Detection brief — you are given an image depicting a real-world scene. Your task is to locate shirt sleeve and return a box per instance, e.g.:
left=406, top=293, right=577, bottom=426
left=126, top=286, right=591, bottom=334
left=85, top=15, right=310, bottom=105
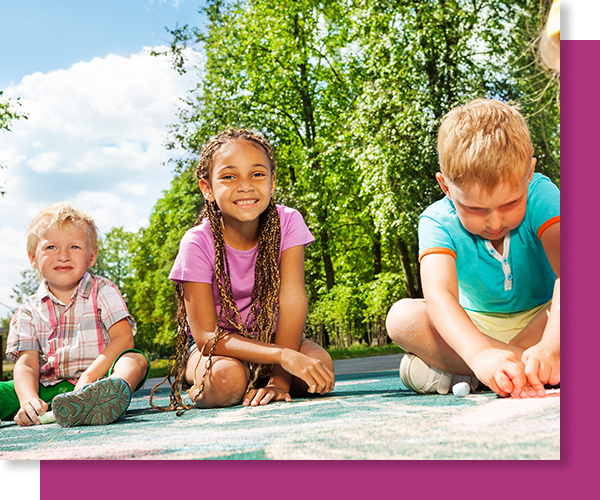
left=418, top=200, right=458, bottom=261
left=5, top=304, right=41, bottom=361
left=279, top=206, right=315, bottom=252
left=96, top=279, right=136, bottom=334
left=169, top=220, right=216, bottom=285
left=526, top=174, right=560, bottom=239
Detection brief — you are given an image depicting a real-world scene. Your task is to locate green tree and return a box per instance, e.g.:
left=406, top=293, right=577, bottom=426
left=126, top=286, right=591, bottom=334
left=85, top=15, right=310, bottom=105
left=166, top=0, right=366, bottom=345
left=0, top=91, right=25, bottom=132
left=9, top=269, right=39, bottom=304
left=126, top=167, right=203, bottom=356
left=510, top=0, right=560, bottom=183
left=92, top=227, right=135, bottom=295
left=139, top=0, right=560, bottom=350
left=0, top=90, right=27, bottom=196
left=348, top=0, right=532, bottom=298
left=1, top=268, right=39, bottom=330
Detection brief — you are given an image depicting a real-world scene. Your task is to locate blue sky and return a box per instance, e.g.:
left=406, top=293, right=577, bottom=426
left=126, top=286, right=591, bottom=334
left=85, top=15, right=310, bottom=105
left=0, top=0, right=207, bottom=316
left=0, top=0, right=206, bottom=88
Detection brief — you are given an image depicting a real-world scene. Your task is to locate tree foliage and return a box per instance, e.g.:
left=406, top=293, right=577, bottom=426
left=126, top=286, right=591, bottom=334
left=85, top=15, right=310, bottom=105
left=1, top=269, right=39, bottom=330
left=0, top=90, right=28, bottom=196
left=111, top=0, right=559, bottom=355
left=125, top=167, right=204, bottom=356
left=92, top=227, right=135, bottom=293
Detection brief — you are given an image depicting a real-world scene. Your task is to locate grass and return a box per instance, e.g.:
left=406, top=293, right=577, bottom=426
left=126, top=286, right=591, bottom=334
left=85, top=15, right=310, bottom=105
left=327, top=343, right=405, bottom=360
left=147, top=358, right=171, bottom=379
left=2, top=361, right=14, bottom=382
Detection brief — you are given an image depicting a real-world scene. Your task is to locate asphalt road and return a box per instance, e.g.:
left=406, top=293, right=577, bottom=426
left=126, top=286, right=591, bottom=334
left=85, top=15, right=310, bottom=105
left=143, top=353, right=404, bottom=390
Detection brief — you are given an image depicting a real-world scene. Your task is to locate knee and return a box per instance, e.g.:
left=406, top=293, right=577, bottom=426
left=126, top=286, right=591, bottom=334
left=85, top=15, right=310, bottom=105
left=300, top=339, right=334, bottom=372
left=131, top=352, right=150, bottom=379
left=202, top=358, right=249, bottom=408
left=117, top=352, right=149, bottom=379
left=385, top=299, right=425, bottom=345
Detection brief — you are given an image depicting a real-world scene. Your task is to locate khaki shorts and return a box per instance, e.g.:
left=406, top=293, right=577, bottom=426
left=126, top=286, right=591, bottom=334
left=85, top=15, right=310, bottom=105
left=465, top=301, right=551, bottom=343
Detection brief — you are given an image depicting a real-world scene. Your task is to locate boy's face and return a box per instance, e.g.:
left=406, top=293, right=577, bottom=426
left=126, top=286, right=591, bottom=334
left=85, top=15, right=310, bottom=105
left=436, top=160, right=535, bottom=243
left=28, top=223, right=97, bottom=301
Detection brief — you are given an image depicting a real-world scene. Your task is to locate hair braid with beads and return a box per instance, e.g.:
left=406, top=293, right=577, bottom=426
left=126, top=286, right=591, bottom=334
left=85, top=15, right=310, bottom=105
left=150, top=129, right=281, bottom=411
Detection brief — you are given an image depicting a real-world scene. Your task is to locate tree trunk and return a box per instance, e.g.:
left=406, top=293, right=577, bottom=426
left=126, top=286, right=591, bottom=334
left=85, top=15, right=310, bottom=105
left=396, top=236, right=417, bottom=298
left=373, top=231, right=382, bottom=276
left=318, top=211, right=335, bottom=292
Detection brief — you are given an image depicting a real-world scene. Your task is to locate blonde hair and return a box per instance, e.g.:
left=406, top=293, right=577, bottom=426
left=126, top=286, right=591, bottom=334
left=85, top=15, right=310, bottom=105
left=27, top=202, right=99, bottom=256
left=437, top=99, right=534, bottom=191
left=539, top=0, right=560, bottom=74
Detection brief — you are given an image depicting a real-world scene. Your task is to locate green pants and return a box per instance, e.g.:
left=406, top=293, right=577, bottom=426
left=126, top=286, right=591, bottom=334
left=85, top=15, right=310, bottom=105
left=0, top=379, right=75, bottom=421
left=0, top=348, right=150, bottom=421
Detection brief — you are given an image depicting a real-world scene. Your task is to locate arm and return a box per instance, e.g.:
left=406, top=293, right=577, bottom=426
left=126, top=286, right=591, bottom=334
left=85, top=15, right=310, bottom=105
left=184, top=248, right=333, bottom=402
left=521, top=222, right=560, bottom=395
left=421, top=253, right=528, bottom=397
left=262, top=245, right=308, bottom=396
left=74, top=318, right=134, bottom=391
left=244, top=245, right=333, bottom=405
left=184, top=281, right=290, bottom=366
left=13, top=350, right=48, bottom=426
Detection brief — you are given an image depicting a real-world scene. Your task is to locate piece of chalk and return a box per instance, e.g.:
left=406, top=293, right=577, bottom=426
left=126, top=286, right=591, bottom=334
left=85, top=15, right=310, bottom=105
left=452, top=382, right=470, bottom=397
left=38, top=411, right=56, bottom=424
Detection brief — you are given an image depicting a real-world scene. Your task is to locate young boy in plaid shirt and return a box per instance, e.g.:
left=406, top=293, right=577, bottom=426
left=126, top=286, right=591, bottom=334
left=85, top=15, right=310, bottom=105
left=0, top=202, right=149, bottom=427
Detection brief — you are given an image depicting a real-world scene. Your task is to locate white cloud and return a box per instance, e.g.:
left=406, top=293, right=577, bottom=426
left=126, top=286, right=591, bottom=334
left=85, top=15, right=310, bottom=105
left=0, top=146, right=26, bottom=169
left=0, top=226, right=32, bottom=312
left=69, top=192, right=146, bottom=233
left=0, top=46, right=199, bottom=316
left=117, top=182, right=149, bottom=196
left=148, top=0, right=183, bottom=8
left=27, top=150, right=62, bottom=173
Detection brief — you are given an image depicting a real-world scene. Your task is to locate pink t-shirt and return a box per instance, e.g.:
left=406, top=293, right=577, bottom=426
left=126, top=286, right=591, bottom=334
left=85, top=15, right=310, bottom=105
left=169, top=205, right=314, bottom=336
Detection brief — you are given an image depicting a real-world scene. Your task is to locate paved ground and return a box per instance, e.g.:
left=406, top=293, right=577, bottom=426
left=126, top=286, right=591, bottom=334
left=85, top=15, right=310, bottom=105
left=142, top=352, right=403, bottom=391
left=0, top=354, right=559, bottom=460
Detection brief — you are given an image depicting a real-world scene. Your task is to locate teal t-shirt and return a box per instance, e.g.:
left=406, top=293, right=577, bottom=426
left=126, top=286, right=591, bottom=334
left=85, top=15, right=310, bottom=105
left=418, top=173, right=560, bottom=314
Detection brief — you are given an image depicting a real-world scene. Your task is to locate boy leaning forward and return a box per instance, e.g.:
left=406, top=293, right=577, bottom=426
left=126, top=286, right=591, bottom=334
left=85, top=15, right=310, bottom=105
left=0, top=202, right=149, bottom=427
left=387, top=99, right=560, bottom=398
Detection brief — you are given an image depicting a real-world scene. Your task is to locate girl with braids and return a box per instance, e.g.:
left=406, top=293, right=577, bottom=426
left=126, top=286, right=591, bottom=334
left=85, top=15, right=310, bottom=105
left=163, top=128, right=334, bottom=410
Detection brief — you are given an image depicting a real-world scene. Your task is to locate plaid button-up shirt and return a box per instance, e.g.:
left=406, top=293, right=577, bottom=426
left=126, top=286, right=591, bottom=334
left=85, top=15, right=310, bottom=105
left=6, top=272, right=136, bottom=386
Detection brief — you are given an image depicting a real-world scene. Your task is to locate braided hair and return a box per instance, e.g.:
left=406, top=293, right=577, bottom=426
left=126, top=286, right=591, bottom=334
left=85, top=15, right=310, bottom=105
left=151, top=129, right=282, bottom=411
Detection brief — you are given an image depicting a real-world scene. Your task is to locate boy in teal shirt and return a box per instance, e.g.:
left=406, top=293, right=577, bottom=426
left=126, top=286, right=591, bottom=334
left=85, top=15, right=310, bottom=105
left=386, top=99, right=560, bottom=398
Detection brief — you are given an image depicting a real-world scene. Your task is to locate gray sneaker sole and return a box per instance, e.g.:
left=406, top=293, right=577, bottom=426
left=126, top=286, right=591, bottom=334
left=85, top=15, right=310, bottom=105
left=52, top=377, right=131, bottom=427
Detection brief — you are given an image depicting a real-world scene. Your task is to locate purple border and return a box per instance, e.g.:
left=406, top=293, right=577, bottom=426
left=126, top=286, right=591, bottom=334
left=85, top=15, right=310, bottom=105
left=40, top=40, right=594, bottom=498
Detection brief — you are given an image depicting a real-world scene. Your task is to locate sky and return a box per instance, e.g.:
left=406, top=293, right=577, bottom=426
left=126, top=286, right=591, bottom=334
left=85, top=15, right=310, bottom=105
left=0, top=0, right=206, bottom=317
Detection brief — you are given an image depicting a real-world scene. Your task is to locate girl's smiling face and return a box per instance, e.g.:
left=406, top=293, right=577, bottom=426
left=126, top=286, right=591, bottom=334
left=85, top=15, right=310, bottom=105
left=199, top=139, right=276, bottom=227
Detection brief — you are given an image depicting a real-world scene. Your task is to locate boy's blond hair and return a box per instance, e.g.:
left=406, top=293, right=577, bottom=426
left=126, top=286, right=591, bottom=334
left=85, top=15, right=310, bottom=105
left=437, top=99, right=534, bottom=192
left=27, top=202, right=99, bottom=256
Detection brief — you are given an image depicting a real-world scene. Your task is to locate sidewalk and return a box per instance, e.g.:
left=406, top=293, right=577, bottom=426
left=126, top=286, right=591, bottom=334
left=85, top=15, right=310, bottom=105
left=143, top=352, right=403, bottom=391
left=0, top=354, right=559, bottom=460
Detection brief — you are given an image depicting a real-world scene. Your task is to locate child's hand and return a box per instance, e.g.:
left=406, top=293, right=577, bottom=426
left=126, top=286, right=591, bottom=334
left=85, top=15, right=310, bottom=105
left=279, top=349, right=335, bottom=395
left=243, top=384, right=293, bottom=407
left=521, top=341, right=560, bottom=397
left=14, top=397, right=48, bottom=426
left=470, top=348, right=527, bottom=397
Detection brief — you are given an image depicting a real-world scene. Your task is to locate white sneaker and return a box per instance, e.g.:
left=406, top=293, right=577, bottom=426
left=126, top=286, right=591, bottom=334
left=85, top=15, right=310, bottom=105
left=399, top=353, right=479, bottom=395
